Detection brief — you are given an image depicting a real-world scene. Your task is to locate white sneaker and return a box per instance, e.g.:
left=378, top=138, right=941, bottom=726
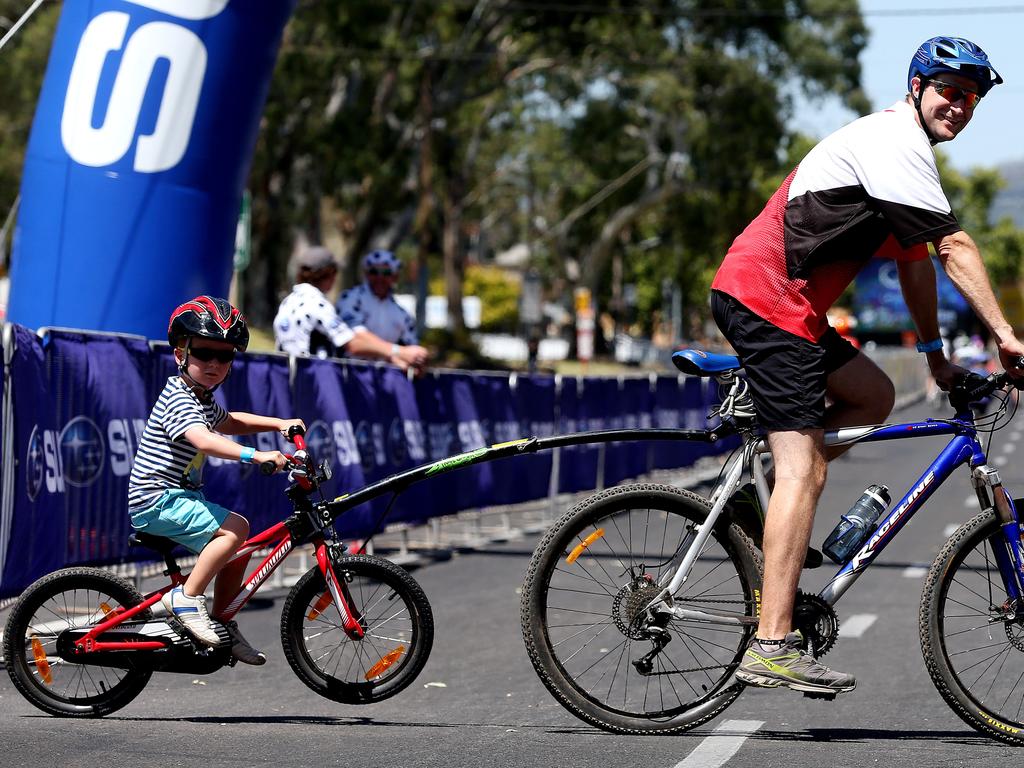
left=224, top=620, right=266, bottom=666
left=162, top=586, right=220, bottom=646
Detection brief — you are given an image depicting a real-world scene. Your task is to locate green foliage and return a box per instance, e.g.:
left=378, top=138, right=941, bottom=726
left=429, top=264, right=520, bottom=331
left=937, top=152, right=1024, bottom=287
left=0, top=2, right=59, bottom=265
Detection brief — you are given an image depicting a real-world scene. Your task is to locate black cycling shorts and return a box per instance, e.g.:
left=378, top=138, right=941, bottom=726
left=710, top=290, right=859, bottom=431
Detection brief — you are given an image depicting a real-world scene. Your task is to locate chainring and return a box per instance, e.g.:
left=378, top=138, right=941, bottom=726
left=792, top=590, right=839, bottom=658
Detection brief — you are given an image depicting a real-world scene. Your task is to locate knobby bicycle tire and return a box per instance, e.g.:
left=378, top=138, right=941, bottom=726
left=3, top=567, right=153, bottom=717
left=521, top=483, right=762, bottom=734
left=920, top=509, right=1024, bottom=745
left=280, top=554, right=433, bottom=704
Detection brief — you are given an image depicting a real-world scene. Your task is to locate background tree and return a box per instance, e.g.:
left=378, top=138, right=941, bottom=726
left=0, top=2, right=58, bottom=265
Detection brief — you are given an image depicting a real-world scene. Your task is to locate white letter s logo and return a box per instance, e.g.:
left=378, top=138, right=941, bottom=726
left=61, top=12, right=207, bottom=172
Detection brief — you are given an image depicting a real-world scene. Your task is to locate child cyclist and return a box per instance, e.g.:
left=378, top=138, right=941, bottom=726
left=128, top=296, right=304, bottom=665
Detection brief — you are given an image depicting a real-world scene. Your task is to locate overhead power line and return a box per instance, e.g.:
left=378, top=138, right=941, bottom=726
left=373, top=1, right=1024, bottom=20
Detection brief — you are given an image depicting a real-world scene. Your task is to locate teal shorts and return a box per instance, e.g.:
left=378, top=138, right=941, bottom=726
left=129, top=489, right=231, bottom=555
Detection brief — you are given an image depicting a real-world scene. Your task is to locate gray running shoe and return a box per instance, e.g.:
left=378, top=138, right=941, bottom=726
left=727, top=483, right=823, bottom=569
left=223, top=620, right=266, bottom=666
left=735, top=632, right=856, bottom=694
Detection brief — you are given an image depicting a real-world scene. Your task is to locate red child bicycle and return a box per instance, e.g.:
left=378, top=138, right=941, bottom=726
left=3, top=427, right=434, bottom=717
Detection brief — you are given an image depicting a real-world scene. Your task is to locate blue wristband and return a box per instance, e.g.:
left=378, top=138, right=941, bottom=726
left=240, top=446, right=256, bottom=464
left=915, top=338, right=944, bottom=354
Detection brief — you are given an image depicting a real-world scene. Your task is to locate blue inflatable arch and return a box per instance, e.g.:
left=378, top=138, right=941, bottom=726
left=8, top=0, right=297, bottom=338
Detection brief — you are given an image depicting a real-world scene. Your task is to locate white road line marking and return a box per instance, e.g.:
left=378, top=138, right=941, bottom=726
left=944, top=523, right=960, bottom=537
left=903, top=566, right=928, bottom=578
left=1003, top=443, right=1016, bottom=454
left=673, top=720, right=764, bottom=768
left=963, top=496, right=976, bottom=508
left=995, top=456, right=1009, bottom=467
left=838, top=614, right=877, bottom=638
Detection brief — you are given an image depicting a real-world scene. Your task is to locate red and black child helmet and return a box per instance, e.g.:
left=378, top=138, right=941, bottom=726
left=167, top=295, right=249, bottom=351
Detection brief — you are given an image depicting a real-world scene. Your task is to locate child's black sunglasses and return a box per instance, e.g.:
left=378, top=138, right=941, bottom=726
left=189, top=347, right=236, bottom=363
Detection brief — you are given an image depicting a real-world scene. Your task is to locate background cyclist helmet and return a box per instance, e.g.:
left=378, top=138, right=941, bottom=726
left=363, top=249, right=401, bottom=272
left=908, top=36, right=1003, bottom=141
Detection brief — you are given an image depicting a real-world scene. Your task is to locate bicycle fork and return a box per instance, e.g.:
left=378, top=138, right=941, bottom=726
left=313, top=540, right=366, bottom=640
left=974, top=467, right=1024, bottom=611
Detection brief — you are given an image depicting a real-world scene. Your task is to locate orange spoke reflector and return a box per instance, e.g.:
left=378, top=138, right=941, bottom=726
left=99, top=602, right=113, bottom=615
left=31, top=636, right=53, bottom=686
left=307, top=590, right=333, bottom=621
left=365, top=646, right=405, bottom=680
left=567, top=528, right=605, bottom=564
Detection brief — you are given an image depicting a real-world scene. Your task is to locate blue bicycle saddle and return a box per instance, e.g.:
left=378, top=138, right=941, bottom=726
left=671, top=349, right=741, bottom=377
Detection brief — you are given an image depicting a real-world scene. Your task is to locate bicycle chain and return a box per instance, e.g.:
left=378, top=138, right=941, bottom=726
left=634, top=662, right=735, bottom=676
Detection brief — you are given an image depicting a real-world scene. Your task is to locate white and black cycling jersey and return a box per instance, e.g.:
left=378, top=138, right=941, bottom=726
left=128, top=376, right=227, bottom=512
left=784, top=100, right=959, bottom=279
left=273, top=283, right=355, bottom=358
left=336, top=283, right=418, bottom=345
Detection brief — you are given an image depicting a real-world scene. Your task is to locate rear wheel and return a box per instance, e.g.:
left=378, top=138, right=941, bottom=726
left=920, top=510, right=1024, bottom=745
left=280, top=554, right=433, bottom=704
left=3, top=568, right=153, bottom=717
left=521, top=483, right=761, bottom=734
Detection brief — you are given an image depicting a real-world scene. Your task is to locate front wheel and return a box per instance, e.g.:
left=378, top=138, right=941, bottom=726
left=280, top=554, right=433, bottom=704
left=920, top=510, right=1024, bottom=745
left=521, top=483, right=761, bottom=734
left=3, top=567, right=153, bottom=717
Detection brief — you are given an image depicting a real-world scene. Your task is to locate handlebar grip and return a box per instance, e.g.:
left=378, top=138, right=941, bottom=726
left=259, top=461, right=277, bottom=476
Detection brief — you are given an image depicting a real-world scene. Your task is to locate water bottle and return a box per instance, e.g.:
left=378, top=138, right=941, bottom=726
left=822, top=484, right=891, bottom=564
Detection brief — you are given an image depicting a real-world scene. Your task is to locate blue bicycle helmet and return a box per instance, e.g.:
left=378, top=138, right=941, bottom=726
left=908, top=36, right=1003, bottom=97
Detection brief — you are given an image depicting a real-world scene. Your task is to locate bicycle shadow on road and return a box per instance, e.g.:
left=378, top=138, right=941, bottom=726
left=73, top=715, right=597, bottom=733
left=753, top=727, right=1000, bottom=747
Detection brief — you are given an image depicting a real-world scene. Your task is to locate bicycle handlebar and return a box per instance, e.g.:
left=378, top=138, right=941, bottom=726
left=949, top=359, right=1024, bottom=411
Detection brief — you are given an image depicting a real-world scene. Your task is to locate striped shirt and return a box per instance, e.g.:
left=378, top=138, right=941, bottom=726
left=128, top=376, right=228, bottom=512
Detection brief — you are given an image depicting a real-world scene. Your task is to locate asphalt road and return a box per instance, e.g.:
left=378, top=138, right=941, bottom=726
left=2, top=400, right=1024, bottom=768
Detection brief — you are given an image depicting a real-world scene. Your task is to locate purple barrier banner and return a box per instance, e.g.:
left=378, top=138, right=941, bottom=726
left=558, top=377, right=596, bottom=493
left=373, top=365, right=433, bottom=527
left=415, top=372, right=492, bottom=514
left=340, top=363, right=433, bottom=530
left=2, top=328, right=152, bottom=597
left=606, top=377, right=654, bottom=486
left=513, top=375, right=556, bottom=502
left=1, top=323, right=730, bottom=597
left=472, top=374, right=523, bottom=506
left=652, top=376, right=696, bottom=469
left=290, top=357, right=379, bottom=539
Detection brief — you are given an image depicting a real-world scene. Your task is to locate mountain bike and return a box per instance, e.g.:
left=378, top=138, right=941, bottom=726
left=3, top=427, right=434, bottom=717
left=520, top=349, right=1024, bottom=745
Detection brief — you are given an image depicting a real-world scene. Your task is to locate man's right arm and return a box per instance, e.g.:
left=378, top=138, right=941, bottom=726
left=934, top=230, right=1024, bottom=372
left=343, top=329, right=429, bottom=371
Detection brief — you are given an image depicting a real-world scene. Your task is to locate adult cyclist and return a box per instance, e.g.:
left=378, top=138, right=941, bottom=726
left=710, top=36, right=1024, bottom=696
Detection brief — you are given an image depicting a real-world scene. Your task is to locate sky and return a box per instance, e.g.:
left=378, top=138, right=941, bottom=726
left=792, top=1, right=1024, bottom=172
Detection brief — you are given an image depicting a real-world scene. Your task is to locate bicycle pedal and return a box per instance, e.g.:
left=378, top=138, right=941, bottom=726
left=802, top=690, right=838, bottom=701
